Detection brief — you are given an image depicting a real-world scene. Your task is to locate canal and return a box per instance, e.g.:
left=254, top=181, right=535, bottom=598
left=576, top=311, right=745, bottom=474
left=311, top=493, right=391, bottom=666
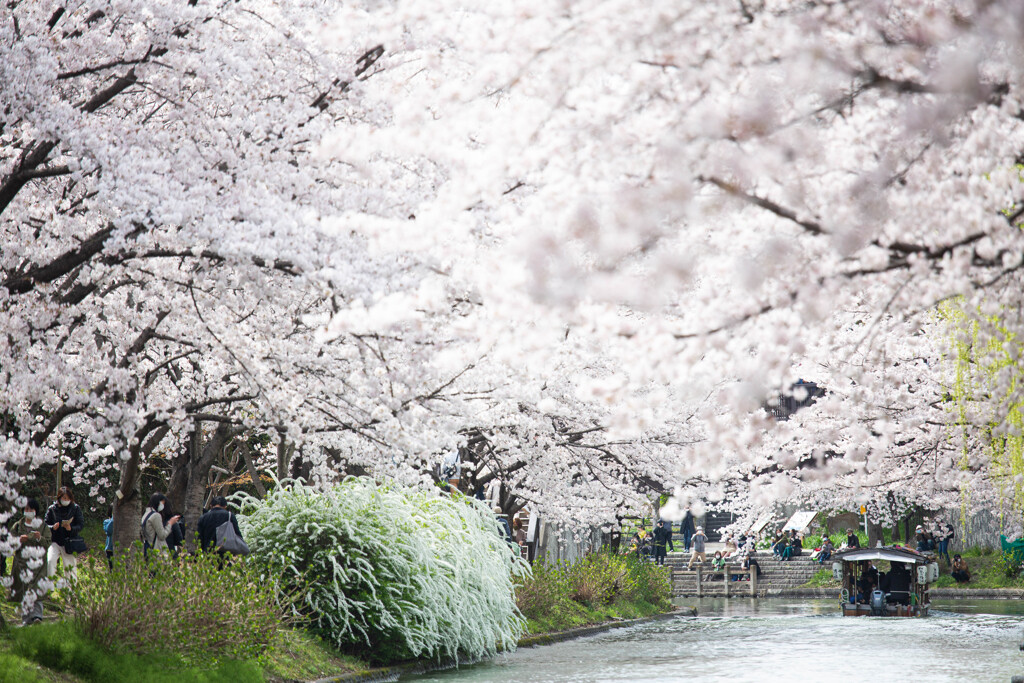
left=405, top=598, right=1024, bottom=682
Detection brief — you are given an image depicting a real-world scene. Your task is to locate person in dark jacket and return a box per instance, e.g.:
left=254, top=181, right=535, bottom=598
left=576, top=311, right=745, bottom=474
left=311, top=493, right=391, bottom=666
left=951, top=554, right=971, bottom=583
left=161, top=502, right=186, bottom=559
left=44, top=486, right=84, bottom=578
left=652, top=519, right=674, bottom=565
left=493, top=506, right=514, bottom=546
left=845, top=529, right=861, bottom=549
left=679, top=509, right=696, bottom=552
left=196, top=496, right=242, bottom=552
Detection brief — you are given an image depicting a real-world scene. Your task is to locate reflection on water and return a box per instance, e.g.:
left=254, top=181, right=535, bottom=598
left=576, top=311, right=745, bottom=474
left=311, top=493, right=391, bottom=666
left=405, top=599, right=1024, bottom=682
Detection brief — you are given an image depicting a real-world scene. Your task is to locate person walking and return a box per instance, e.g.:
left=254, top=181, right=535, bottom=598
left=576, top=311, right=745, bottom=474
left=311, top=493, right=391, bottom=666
left=44, top=486, right=84, bottom=578
left=9, top=498, right=48, bottom=625
left=652, top=519, right=674, bottom=565
left=162, top=502, right=186, bottom=559
left=197, top=496, right=242, bottom=552
left=679, top=509, right=696, bottom=553
left=687, top=526, right=707, bottom=569
left=140, top=493, right=181, bottom=559
left=102, top=507, right=114, bottom=570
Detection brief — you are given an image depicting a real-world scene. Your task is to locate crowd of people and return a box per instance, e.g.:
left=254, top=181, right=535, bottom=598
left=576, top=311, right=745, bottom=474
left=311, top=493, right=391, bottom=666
left=621, top=514, right=971, bottom=591
left=4, top=487, right=248, bottom=626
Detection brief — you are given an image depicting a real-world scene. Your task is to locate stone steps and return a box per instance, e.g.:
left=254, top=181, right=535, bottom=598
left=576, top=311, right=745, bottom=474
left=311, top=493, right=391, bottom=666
left=670, top=556, right=822, bottom=596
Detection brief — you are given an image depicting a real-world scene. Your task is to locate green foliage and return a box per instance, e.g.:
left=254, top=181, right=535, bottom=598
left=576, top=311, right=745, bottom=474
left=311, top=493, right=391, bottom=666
left=260, top=629, right=369, bottom=681
left=0, top=652, right=48, bottom=683
left=67, top=550, right=282, bottom=662
left=805, top=568, right=839, bottom=587
left=7, top=621, right=263, bottom=683
left=995, top=552, right=1022, bottom=578
left=515, top=551, right=672, bottom=633
left=238, top=477, right=529, bottom=664
left=942, top=301, right=1024, bottom=514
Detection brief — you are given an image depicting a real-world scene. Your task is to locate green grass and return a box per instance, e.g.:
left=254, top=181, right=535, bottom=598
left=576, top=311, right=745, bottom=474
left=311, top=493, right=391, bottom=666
left=3, top=622, right=263, bottom=683
left=260, top=629, right=369, bottom=681
left=0, top=620, right=368, bottom=683
left=804, top=568, right=840, bottom=588
left=930, top=551, right=1024, bottom=589
left=524, top=596, right=669, bottom=635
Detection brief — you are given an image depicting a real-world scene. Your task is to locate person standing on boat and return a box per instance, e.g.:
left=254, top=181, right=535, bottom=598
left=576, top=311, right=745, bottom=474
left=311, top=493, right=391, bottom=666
left=687, top=526, right=707, bottom=569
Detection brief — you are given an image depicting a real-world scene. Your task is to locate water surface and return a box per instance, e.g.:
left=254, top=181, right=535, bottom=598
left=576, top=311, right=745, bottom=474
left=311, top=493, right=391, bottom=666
left=406, top=598, right=1024, bottom=682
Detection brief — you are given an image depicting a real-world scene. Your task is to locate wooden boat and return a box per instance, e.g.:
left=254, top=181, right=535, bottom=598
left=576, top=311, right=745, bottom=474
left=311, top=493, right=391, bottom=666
left=831, top=546, right=937, bottom=617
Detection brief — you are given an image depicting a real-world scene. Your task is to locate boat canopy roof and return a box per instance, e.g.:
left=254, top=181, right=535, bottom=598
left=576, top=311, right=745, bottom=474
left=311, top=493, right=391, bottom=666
left=833, top=546, right=930, bottom=564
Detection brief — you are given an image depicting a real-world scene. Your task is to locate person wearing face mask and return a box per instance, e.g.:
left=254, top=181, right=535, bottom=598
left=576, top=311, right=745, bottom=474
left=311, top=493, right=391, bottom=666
left=44, top=486, right=84, bottom=578
left=9, top=498, right=48, bottom=625
left=140, top=493, right=181, bottom=559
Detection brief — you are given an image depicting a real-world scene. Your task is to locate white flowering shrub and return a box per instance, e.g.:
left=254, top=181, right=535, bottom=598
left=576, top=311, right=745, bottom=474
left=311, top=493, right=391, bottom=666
left=236, top=478, right=529, bottom=663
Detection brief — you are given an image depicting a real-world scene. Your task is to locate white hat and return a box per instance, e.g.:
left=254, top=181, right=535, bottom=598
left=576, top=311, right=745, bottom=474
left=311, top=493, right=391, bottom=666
left=696, top=526, right=703, bottom=531
left=915, top=525, right=923, bottom=532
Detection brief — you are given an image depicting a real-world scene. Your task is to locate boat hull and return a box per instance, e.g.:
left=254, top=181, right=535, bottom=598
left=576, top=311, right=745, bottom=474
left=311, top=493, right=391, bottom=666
left=840, top=602, right=929, bottom=617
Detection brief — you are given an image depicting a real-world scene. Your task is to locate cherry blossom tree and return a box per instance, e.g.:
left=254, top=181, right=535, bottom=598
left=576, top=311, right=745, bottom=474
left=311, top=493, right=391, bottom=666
left=5, top=0, right=1024, bottom=579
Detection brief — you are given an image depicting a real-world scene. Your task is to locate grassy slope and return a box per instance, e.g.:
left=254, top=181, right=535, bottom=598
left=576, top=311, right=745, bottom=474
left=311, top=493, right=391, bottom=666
left=524, top=597, right=671, bottom=635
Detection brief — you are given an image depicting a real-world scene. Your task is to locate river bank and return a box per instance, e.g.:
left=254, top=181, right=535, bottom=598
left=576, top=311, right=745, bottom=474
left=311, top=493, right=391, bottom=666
left=313, top=607, right=695, bottom=683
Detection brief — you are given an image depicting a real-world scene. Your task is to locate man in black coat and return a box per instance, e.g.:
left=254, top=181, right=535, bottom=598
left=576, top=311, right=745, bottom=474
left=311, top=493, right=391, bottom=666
left=679, top=509, right=695, bottom=552
left=196, top=496, right=242, bottom=552
left=652, top=519, right=674, bottom=565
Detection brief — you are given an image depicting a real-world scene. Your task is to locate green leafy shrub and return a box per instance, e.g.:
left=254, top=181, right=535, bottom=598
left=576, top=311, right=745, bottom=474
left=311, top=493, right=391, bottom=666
left=9, top=621, right=263, bottom=683
left=565, top=552, right=620, bottom=605
left=995, top=551, right=1022, bottom=578
left=515, top=551, right=671, bottom=632
left=515, top=561, right=570, bottom=620
left=238, top=477, right=528, bottom=664
left=617, top=554, right=672, bottom=606
left=67, top=550, right=282, bottom=662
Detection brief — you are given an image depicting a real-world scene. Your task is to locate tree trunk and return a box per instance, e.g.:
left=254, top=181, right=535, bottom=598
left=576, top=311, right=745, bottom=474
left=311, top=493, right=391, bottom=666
left=181, top=423, right=237, bottom=551
left=276, top=432, right=294, bottom=481
left=238, top=441, right=266, bottom=498
left=112, top=423, right=169, bottom=552
left=867, top=520, right=884, bottom=548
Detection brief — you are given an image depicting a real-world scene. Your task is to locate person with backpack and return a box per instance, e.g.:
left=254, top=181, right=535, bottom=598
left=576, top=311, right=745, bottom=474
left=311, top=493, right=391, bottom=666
left=140, top=493, right=181, bottom=559
left=196, top=496, right=246, bottom=554
left=44, top=486, right=85, bottom=578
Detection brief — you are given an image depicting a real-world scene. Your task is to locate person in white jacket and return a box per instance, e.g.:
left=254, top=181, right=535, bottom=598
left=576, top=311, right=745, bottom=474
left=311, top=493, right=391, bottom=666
left=140, top=493, right=181, bottom=559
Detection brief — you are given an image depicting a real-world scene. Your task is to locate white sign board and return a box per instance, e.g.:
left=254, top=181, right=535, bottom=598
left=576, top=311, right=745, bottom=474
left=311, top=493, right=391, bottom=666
left=783, top=510, right=817, bottom=533
left=750, top=512, right=774, bottom=536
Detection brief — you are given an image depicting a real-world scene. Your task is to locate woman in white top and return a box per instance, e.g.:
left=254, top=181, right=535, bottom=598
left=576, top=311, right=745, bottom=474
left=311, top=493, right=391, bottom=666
left=140, top=493, right=181, bottom=558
